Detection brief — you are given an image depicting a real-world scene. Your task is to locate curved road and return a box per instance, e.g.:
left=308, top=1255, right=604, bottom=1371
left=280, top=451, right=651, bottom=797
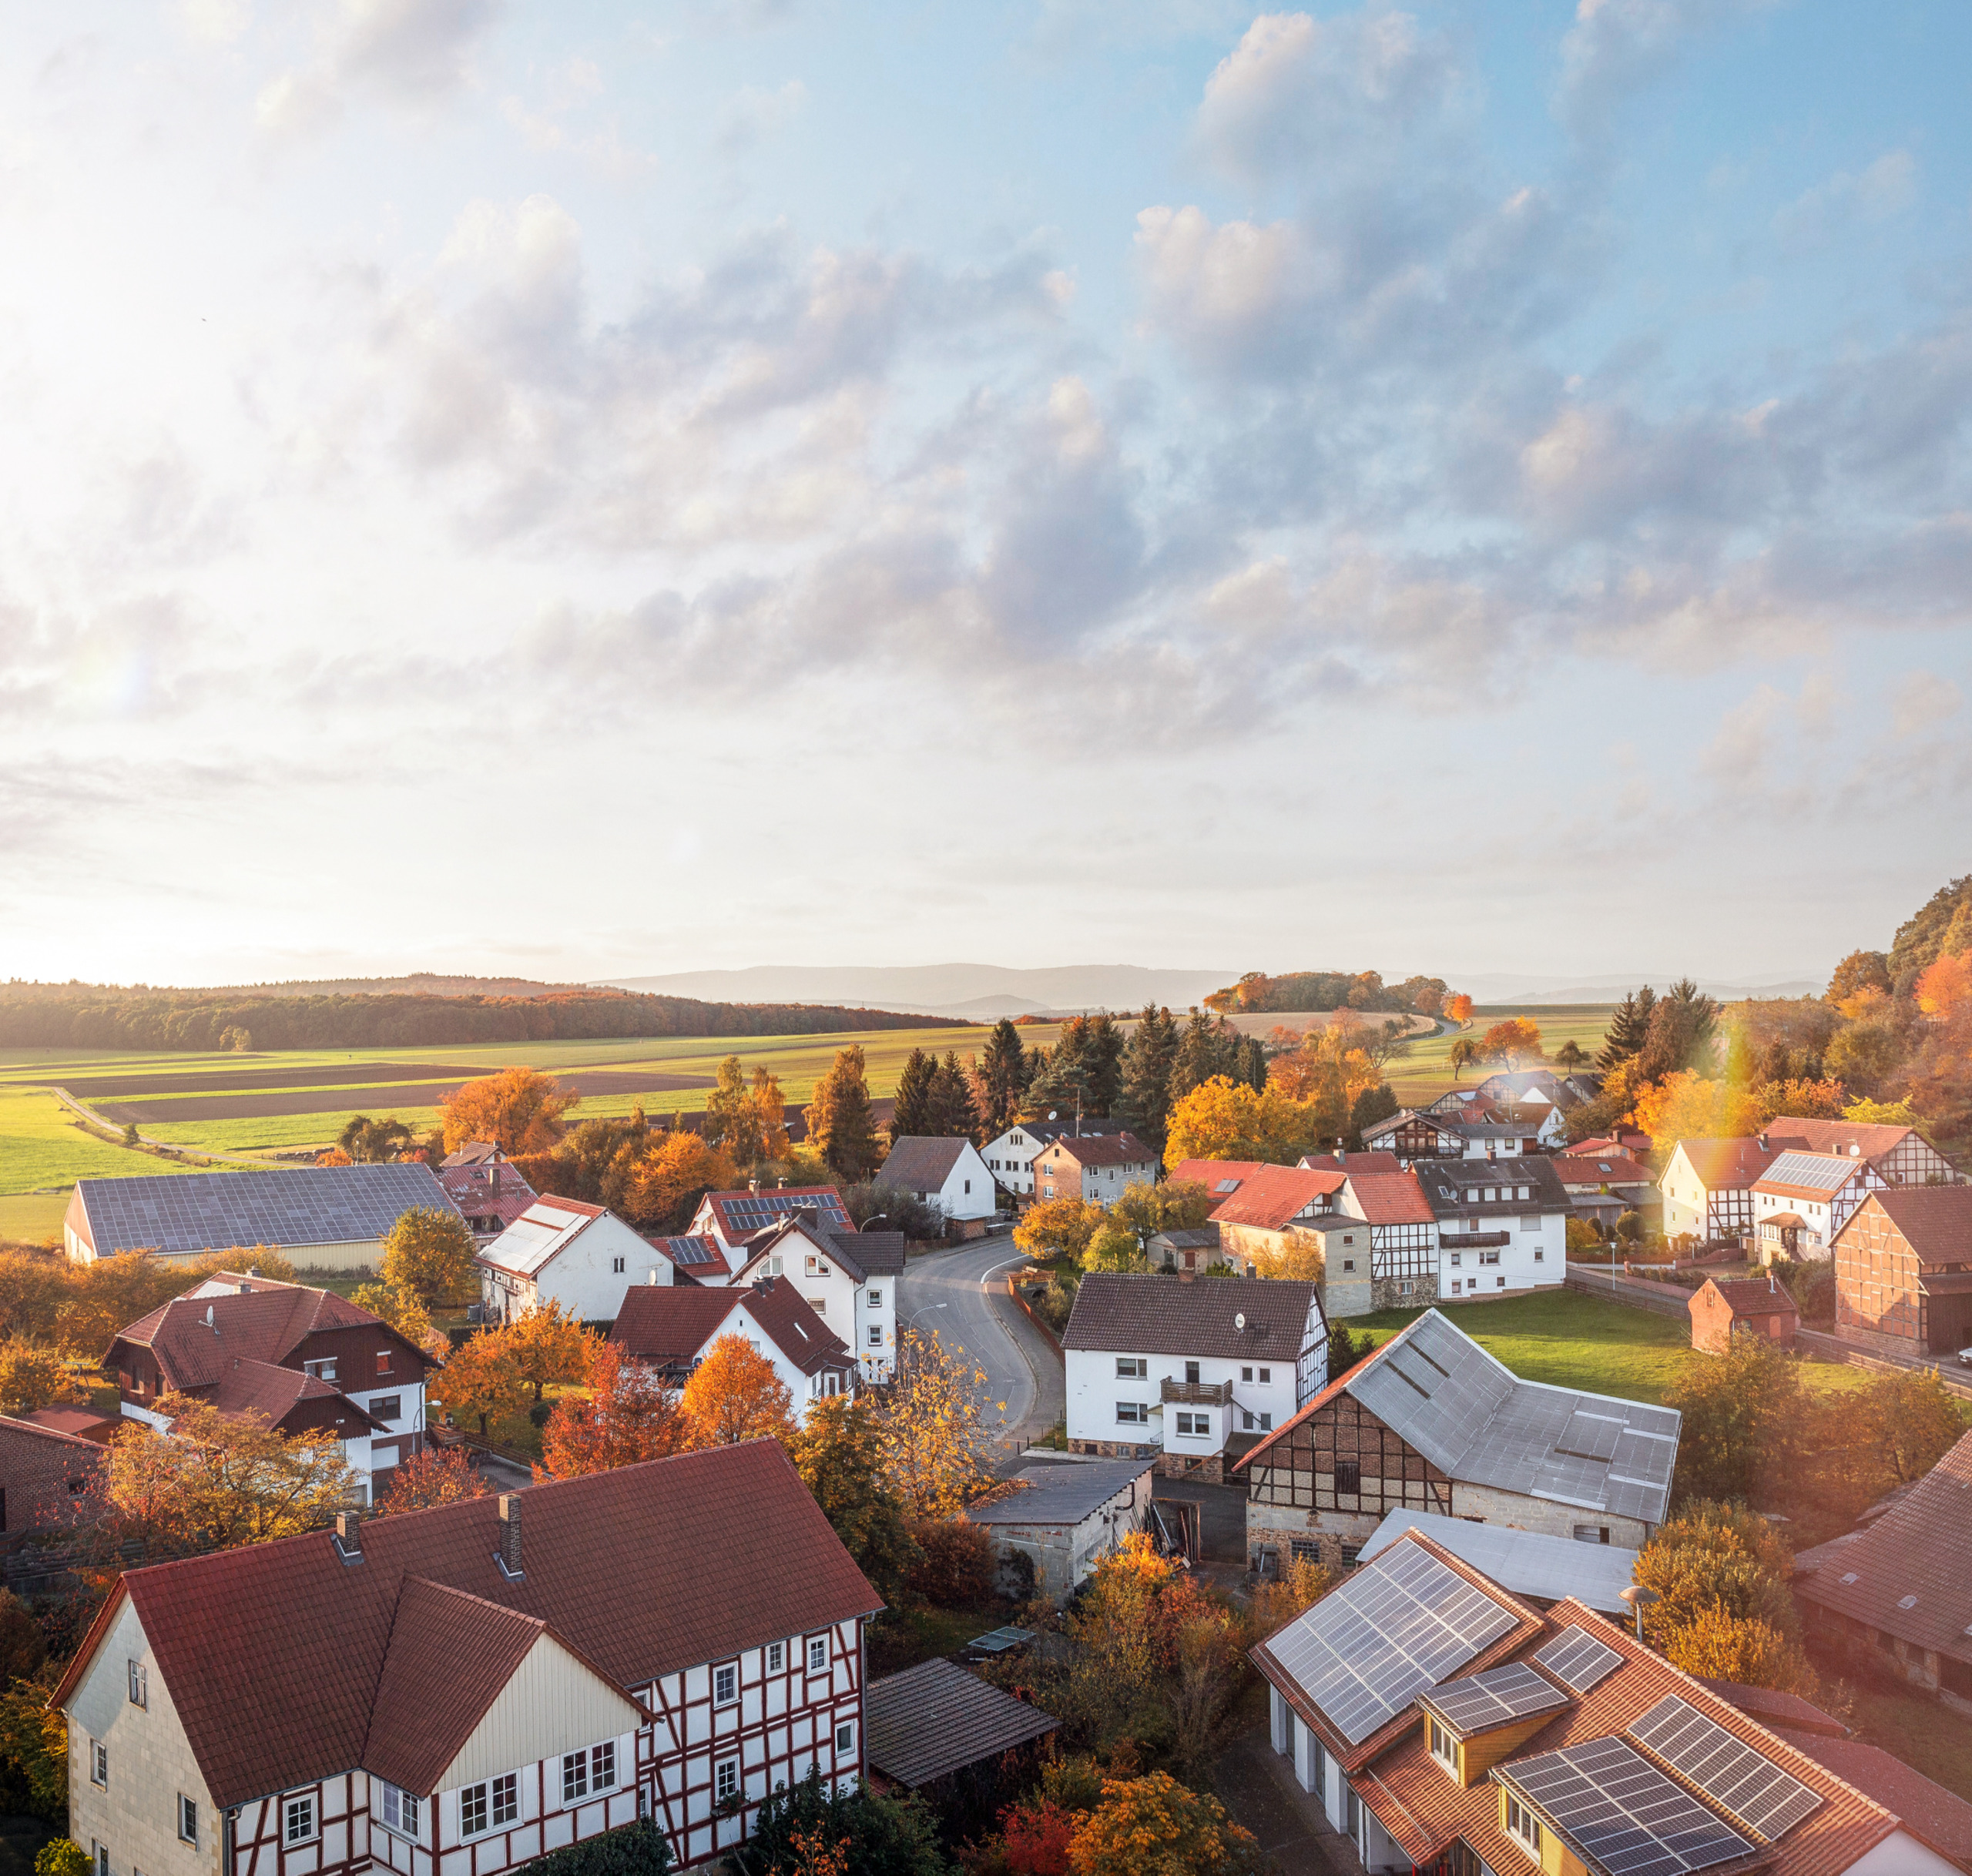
left=896, top=1235, right=1065, bottom=1448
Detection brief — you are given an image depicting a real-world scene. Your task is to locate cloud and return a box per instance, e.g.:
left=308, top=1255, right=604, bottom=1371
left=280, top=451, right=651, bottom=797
left=716, top=80, right=807, bottom=155
left=258, top=0, right=503, bottom=136
left=1555, top=0, right=1772, bottom=141
left=1890, top=669, right=1962, bottom=739
left=1772, top=149, right=1918, bottom=252
left=177, top=0, right=253, bottom=45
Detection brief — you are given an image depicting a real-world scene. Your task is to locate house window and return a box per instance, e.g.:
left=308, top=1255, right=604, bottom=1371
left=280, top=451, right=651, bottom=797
left=1116, top=1402, right=1147, bottom=1424
left=369, top=1395, right=402, bottom=1422
left=94, top=1846, right=106, bottom=1876
left=1496, top=1276, right=1507, bottom=1288
left=1115, top=1358, right=1146, bottom=1379
left=380, top=1786, right=418, bottom=1837
left=867, top=1325, right=883, bottom=1348
left=964, top=1179, right=971, bottom=1194
left=461, top=1785, right=488, bottom=1836
left=1506, top=1796, right=1543, bottom=1855
left=612, top=1257, right=625, bottom=1274
left=1450, top=1253, right=1462, bottom=1268
left=1480, top=1251, right=1501, bottom=1265
left=592, top=1743, right=616, bottom=1791
left=1520, top=1215, right=1541, bottom=1230
left=1258, top=1368, right=1270, bottom=1383
left=1242, top=1409, right=1254, bottom=1430
left=1534, top=1249, right=1544, bottom=1262
left=716, top=1759, right=739, bottom=1804
left=1242, top=1365, right=1253, bottom=1382
left=808, top=1636, right=829, bottom=1673
left=562, top=1751, right=591, bottom=1802
left=1574, top=1525, right=1611, bottom=1546
left=1174, top=1412, right=1199, bottom=1435
left=867, top=1289, right=883, bottom=1308
left=835, top=1721, right=855, bottom=1755
left=375, top=1352, right=392, bottom=1376
left=128, top=1660, right=146, bottom=1707
left=1259, top=1412, right=1272, bottom=1430
left=91, top=1741, right=107, bottom=1787
left=179, top=1797, right=197, bottom=1845
left=283, top=1794, right=317, bottom=1845
left=1336, top=1461, right=1361, bottom=1496
left=1342, top=1259, right=1356, bottom=1272
left=303, top=1358, right=337, bottom=1382
left=715, top=1663, right=738, bottom=1706
left=492, top=1774, right=518, bottom=1825
left=768, top=1641, right=785, bottom=1673
left=1428, top=1719, right=1457, bottom=1772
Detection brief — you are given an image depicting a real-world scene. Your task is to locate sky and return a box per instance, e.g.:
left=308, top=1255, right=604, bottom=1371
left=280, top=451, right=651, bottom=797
left=3, top=0, right=1971, bottom=992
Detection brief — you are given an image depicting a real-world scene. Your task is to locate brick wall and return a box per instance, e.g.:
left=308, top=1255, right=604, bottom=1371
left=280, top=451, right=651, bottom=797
left=0, top=1418, right=106, bottom=1537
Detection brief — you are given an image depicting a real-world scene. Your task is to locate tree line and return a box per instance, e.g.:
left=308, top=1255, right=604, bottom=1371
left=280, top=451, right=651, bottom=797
left=1203, top=968, right=1450, bottom=1016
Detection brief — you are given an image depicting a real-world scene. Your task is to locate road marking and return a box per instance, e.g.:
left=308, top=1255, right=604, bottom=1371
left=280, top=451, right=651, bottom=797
left=978, top=1252, right=1026, bottom=1290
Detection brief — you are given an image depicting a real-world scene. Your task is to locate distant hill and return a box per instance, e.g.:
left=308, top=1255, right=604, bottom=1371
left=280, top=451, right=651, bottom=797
left=41, top=971, right=582, bottom=1000
left=1457, top=974, right=1823, bottom=1006
left=605, top=963, right=1236, bottom=1019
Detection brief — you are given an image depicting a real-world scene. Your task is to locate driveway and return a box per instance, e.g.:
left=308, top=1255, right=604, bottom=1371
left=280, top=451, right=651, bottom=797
left=896, top=1235, right=1065, bottom=1447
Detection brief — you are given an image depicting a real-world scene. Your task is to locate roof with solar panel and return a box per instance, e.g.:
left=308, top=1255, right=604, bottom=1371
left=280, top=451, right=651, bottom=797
left=1235, top=1307, right=1682, bottom=1526
left=69, top=1164, right=460, bottom=1258
left=693, top=1186, right=851, bottom=1246
left=1250, top=1535, right=1903, bottom=1876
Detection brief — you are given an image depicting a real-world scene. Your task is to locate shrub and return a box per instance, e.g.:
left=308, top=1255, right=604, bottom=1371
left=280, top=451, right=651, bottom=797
left=518, top=1819, right=672, bottom=1876
left=35, top=1843, right=89, bottom=1876
left=907, top=1519, right=999, bottom=1607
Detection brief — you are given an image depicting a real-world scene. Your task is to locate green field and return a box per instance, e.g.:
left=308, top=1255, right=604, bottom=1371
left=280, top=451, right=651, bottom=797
left=1386, top=1006, right=1614, bottom=1107
left=0, top=1085, right=210, bottom=1240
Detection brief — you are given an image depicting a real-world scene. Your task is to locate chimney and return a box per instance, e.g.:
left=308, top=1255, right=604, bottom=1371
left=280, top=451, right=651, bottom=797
left=750, top=1178, right=760, bottom=1196
left=492, top=1163, right=502, bottom=1200
left=332, top=1512, right=363, bottom=1565
left=495, top=1495, right=524, bottom=1580
left=1769, top=1272, right=1777, bottom=1294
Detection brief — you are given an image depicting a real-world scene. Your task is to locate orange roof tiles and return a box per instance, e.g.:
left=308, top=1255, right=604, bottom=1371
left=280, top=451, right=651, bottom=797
left=1340, top=1169, right=1435, bottom=1225
left=1208, top=1165, right=1346, bottom=1230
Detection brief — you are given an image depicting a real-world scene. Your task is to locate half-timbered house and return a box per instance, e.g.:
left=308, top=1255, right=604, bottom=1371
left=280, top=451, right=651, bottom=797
left=52, top=1442, right=881, bottom=1876
left=1829, top=1187, right=1972, bottom=1359
left=1233, top=1308, right=1679, bottom=1573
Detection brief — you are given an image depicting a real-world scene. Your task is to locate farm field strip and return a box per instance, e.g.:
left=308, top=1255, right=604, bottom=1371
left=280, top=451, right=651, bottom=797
left=0, top=1087, right=206, bottom=1197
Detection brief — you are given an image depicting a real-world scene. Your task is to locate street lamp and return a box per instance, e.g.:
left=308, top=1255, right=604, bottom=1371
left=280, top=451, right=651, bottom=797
left=1618, top=1583, right=1659, bottom=1643
left=861, top=1213, right=890, bottom=1233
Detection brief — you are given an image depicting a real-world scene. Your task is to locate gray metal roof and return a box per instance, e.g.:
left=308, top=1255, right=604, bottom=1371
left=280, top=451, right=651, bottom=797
left=864, top=1658, right=1058, bottom=1787
left=73, top=1164, right=460, bottom=1257
left=1344, top=1310, right=1679, bottom=1526
left=965, top=1459, right=1153, bottom=1528
left=1359, top=1512, right=1640, bottom=1616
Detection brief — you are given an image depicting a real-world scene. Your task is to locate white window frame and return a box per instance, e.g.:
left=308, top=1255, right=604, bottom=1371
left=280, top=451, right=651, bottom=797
left=715, top=1757, right=740, bottom=1804
left=127, top=1660, right=146, bottom=1707
left=866, top=1288, right=883, bottom=1308
left=562, top=1750, right=589, bottom=1803
left=283, top=1794, right=317, bottom=1846
left=1115, top=1401, right=1147, bottom=1425
left=491, top=1772, right=518, bottom=1827
left=1115, top=1357, right=1146, bottom=1378
left=591, top=1742, right=616, bottom=1791
left=834, top=1720, right=855, bottom=1754
left=1507, top=1795, right=1543, bottom=1856
left=459, top=1783, right=489, bottom=1837
left=807, top=1635, right=829, bottom=1673
left=178, top=1796, right=198, bottom=1845
left=714, top=1662, right=738, bottom=1707
left=767, top=1641, right=784, bottom=1673
left=91, top=1740, right=108, bottom=1788
left=867, top=1325, right=883, bottom=1348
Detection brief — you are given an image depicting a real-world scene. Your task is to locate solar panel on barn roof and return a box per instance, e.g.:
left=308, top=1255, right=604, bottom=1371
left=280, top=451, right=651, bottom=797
left=75, top=1164, right=456, bottom=1256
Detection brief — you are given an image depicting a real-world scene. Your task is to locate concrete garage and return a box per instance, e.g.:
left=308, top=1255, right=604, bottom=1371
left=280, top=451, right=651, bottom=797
left=968, top=1457, right=1155, bottom=1601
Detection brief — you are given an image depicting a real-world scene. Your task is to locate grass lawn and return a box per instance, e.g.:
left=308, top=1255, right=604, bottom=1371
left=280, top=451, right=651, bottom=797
left=1836, top=1677, right=1972, bottom=1804
left=1383, top=1006, right=1615, bottom=1109
left=865, top=1602, right=1008, bottom=1678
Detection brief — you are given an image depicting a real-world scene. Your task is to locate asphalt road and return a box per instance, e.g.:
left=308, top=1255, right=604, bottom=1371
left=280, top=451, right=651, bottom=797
left=895, top=1234, right=1065, bottom=1447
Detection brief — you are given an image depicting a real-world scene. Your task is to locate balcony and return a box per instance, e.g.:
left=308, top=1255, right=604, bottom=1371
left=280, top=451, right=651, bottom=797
left=1442, top=1231, right=1511, bottom=1248
left=1161, top=1378, right=1233, bottom=1406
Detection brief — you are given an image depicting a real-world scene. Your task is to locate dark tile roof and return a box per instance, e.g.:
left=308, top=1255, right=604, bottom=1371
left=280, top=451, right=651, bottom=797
left=1062, top=1271, right=1321, bottom=1362
left=1148, top=1225, right=1221, bottom=1250
left=964, top=1459, right=1152, bottom=1528
left=645, top=1234, right=733, bottom=1280
left=72, top=1164, right=461, bottom=1257
left=1412, top=1155, right=1571, bottom=1218
left=441, top=1141, right=505, bottom=1167
left=438, top=1161, right=537, bottom=1229
left=52, top=1440, right=880, bottom=1810
left=1039, top=1131, right=1155, bottom=1168
left=864, top=1658, right=1058, bottom=1788
left=826, top=1228, right=907, bottom=1278
left=1695, top=1677, right=1849, bottom=1740
left=1767, top=1727, right=1972, bottom=1869
left=1796, top=1428, right=1972, bottom=1666
left=1860, top=1186, right=1972, bottom=1265
left=609, top=1279, right=851, bottom=1379
left=878, top=1137, right=972, bottom=1189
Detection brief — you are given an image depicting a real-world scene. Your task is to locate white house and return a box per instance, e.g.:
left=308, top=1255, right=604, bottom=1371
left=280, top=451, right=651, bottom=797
left=1061, top=1272, right=1327, bottom=1482
left=1658, top=1137, right=1777, bottom=1242
left=687, top=1187, right=854, bottom=1257
left=608, top=1278, right=856, bottom=1416
left=876, top=1137, right=997, bottom=1221
left=1031, top=1131, right=1159, bottom=1208
left=723, top=1216, right=907, bottom=1383
left=1413, top=1156, right=1571, bottom=1301
left=478, top=1198, right=666, bottom=1325
left=981, top=1119, right=1129, bottom=1197
left=1751, top=1150, right=1873, bottom=1262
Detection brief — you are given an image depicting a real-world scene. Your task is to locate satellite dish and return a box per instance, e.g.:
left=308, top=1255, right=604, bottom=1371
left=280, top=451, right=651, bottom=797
left=1047, top=1110, right=1058, bottom=1121
left=1235, top=1312, right=1246, bottom=1331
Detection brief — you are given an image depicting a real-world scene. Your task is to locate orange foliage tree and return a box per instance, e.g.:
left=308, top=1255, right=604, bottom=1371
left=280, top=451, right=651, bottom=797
left=680, top=1332, right=797, bottom=1447
left=440, top=1066, right=580, bottom=1155
left=1916, top=950, right=1972, bottom=1018
left=538, top=1342, right=688, bottom=1477
left=1066, top=1771, right=1259, bottom=1876
left=379, top=1444, right=488, bottom=1512
left=505, top=1301, right=597, bottom=1402
left=1444, top=993, right=1474, bottom=1025
left=431, top=1332, right=525, bottom=1437
left=1479, top=1017, right=1542, bottom=1067
left=627, top=1129, right=739, bottom=1233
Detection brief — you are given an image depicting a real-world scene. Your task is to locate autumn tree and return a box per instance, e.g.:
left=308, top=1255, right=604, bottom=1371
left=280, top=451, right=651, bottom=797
left=1826, top=950, right=1892, bottom=1003
left=1082, top=1220, right=1145, bottom=1273
left=1658, top=1604, right=1819, bottom=1694
left=538, top=1341, right=688, bottom=1477
left=1554, top=1039, right=1585, bottom=1070
left=1447, top=1037, right=1479, bottom=1075
left=432, top=1331, right=526, bottom=1438
left=704, top=1056, right=768, bottom=1164
left=506, top=1301, right=597, bottom=1402
left=626, top=1128, right=738, bottom=1234
left=871, top=1328, right=1002, bottom=1519
left=1916, top=949, right=1972, bottom=1019
left=1014, top=1196, right=1104, bottom=1264
left=1067, top=1770, right=1259, bottom=1874
left=104, top=1397, right=357, bottom=1556
left=1632, top=1502, right=1816, bottom=1692
left=440, top=1066, right=580, bottom=1155
left=315, top=1147, right=354, bottom=1167
left=789, top=1394, right=920, bottom=1603
left=0, top=1342, right=77, bottom=1415
left=380, top=1206, right=478, bottom=1305
left=1163, top=1077, right=1329, bottom=1169
left=518, top=1111, right=651, bottom=1212
left=1109, top=1180, right=1212, bottom=1241
left=1443, top=993, right=1474, bottom=1025
left=750, top=1066, right=792, bottom=1161
left=804, top=1046, right=882, bottom=1182
left=378, top=1444, right=488, bottom=1512
left=339, top=1114, right=414, bottom=1161
left=681, top=1332, right=797, bottom=1447
left=1665, top=1341, right=1802, bottom=1509
left=1479, top=1017, right=1543, bottom=1067
left=350, top=1281, right=450, bottom=1362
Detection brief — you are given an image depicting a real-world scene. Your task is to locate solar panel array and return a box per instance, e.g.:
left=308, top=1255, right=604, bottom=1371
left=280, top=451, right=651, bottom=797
left=719, top=1192, right=850, bottom=1232
left=1265, top=1539, right=1520, bottom=1744
left=77, top=1164, right=451, bottom=1256
left=1535, top=1625, right=1625, bottom=1694
left=1420, top=1662, right=1568, bottom=1737
left=659, top=1236, right=719, bottom=1266
left=1628, top=1696, right=1823, bottom=1843
left=1502, top=1738, right=1753, bottom=1876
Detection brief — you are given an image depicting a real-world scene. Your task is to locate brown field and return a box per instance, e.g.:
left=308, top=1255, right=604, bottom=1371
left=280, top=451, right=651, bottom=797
left=99, top=1068, right=717, bottom=1124
left=60, top=1062, right=488, bottom=1096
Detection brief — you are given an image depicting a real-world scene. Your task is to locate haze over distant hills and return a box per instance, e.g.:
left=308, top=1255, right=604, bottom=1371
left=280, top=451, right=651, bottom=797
left=603, top=963, right=1827, bottom=1017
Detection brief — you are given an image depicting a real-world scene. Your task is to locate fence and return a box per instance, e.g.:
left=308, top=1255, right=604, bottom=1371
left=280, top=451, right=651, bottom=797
left=1793, top=1326, right=1972, bottom=1401
left=1564, top=1261, right=1695, bottom=1321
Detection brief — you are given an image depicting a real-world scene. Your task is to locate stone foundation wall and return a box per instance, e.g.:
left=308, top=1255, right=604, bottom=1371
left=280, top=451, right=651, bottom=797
left=1245, top=1504, right=1382, bottom=1573
left=1370, top=1274, right=1437, bottom=1312
left=1450, top=1482, right=1654, bottom=1547
left=1072, top=1438, right=1159, bottom=1461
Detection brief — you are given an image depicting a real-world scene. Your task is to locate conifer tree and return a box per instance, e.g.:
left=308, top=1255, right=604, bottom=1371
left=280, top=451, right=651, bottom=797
left=1118, top=1003, right=1180, bottom=1150
left=925, top=1052, right=979, bottom=1140
left=890, top=1048, right=937, bottom=1137
left=977, top=1018, right=1030, bottom=1137
left=804, top=1045, right=881, bottom=1181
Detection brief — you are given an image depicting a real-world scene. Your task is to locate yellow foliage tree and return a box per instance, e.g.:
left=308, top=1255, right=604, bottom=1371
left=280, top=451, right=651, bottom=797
left=1067, top=1770, right=1259, bottom=1876
left=626, top=1129, right=740, bottom=1234
left=1163, top=1076, right=1330, bottom=1170
left=1658, top=1603, right=1819, bottom=1694
left=505, top=1300, right=599, bottom=1402
left=0, top=1342, right=78, bottom=1415
left=379, top=1206, right=478, bottom=1305
left=440, top=1066, right=580, bottom=1154
left=351, top=1281, right=451, bottom=1362
left=680, top=1332, right=797, bottom=1447
left=431, top=1331, right=526, bottom=1437
left=870, top=1328, right=1002, bottom=1518
left=1014, top=1195, right=1104, bottom=1262
left=1082, top=1220, right=1144, bottom=1272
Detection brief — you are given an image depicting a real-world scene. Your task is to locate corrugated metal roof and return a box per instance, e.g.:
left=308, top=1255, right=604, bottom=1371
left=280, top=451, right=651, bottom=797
left=864, top=1658, right=1058, bottom=1787
left=965, top=1459, right=1153, bottom=1528
left=1358, top=1511, right=1638, bottom=1616
left=72, top=1164, right=460, bottom=1257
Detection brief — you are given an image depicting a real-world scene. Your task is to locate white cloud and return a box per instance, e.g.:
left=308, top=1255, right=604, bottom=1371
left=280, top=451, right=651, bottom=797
left=258, top=0, right=502, bottom=136
left=1773, top=149, right=1918, bottom=251
left=716, top=79, right=807, bottom=155
left=1890, top=669, right=1962, bottom=739
left=1556, top=0, right=1773, bottom=141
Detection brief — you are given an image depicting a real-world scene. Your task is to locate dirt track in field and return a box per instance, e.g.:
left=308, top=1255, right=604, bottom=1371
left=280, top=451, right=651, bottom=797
left=61, top=1062, right=485, bottom=1097
left=97, top=1069, right=718, bottom=1124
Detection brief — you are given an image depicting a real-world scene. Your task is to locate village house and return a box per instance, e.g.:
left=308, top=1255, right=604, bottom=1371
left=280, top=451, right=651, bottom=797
left=1689, top=1274, right=1801, bottom=1354
left=718, top=1216, right=907, bottom=1383
left=607, top=1277, right=856, bottom=1415
left=1471, top=1067, right=1602, bottom=1111
left=1658, top=1136, right=1777, bottom=1243
left=1327, top=1169, right=1441, bottom=1316
left=478, top=1198, right=666, bottom=1325
left=1206, top=1165, right=1347, bottom=1279
left=52, top=1442, right=881, bottom=1876
left=1236, top=1308, right=1679, bottom=1573
left=1751, top=1149, right=1876, bottom=1261
left=1062, top=1272, right=1327, bottom=1481
left=876, top=1136, right=997, bottom=1222
left=1146, top=1223, right=1226, bottom=1274
left=437, top=1158, right=536, bottom=1248
left=1031, top=1130, right=1159, bottom=1207
left=1255, top=1526, right=1961, bottom=1876
left=103, top=1271, right=430, bottom=1504
left=981, top=1117, right=1129, bottom=1198
left=1360, top=1109, right=1473, bottom=1165
left=1764, top=1115, right=1964, bottom=1185
left=0, top=1413, right=106, bottom=1542
left=1297, top=1150, right=1403, bottom=1175
left=1548, top=1151, right=1658, bottom=1233
left=686, top=1187, right=853, bottom=1258
left=963, top=1457, right=1156, bottom=1601
left=1796, top=1428, right=1972, bottom=1717
left=1829, top=1186, right=1972, bottom=1360
left=62, top=1165, right=465, bottom=1272
left=1415, top=1155, right=1571, bottom=1301
left=642, top=1234, right=736, bottom=1284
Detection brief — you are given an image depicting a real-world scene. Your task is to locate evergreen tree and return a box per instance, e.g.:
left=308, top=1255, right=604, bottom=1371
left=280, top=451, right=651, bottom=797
left=1349, top=1082, right=1399, bottom=1147
left=890, top=1048, right=937, bottom=1138
left=1118, top=1003, right=1180, bottom=1151
left=1082, top=1012, right=1126, bottom=1115
left=974, top=1018, right=1028, bottom=1137
left=1239, top=1034, right=1268, bottom=1092
left=1597, top=986, right=1658, bottom=1072
left=1169, top=1010, right=1243, bottom=1103
left=803, top=1046, right=881, bottom=1181
left=924, top=1051, right=980, bottom=1140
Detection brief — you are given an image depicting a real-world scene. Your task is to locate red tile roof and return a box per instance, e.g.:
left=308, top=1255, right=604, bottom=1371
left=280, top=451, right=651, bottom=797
left=609, top=1279, right=851, bottom=1379
left=53, top=1441, right=879, bottom=1811
left=1299, top=1151, right=1403, bottom=1175
left=1673, top=1137, right=1778, bottom=1191
left=1701, top=1277, right=1802, bottom=1320
left=1763, top=1117, right=1920, bottom=1164
left=112, top=1282, right=411, bottom=1388
left=1768, top=1727, right=1972, bottom=1869
left=1341, top=1169, right=1435, bottom=1225
left=645, top=1234, right=733, bottom=1281
left=1550, top=1154, right=1656, bottom=1186
left=1864, top=1187, right=1972, bottom=1266
left=1168, top=1160, right=1266, bottom=1192
left=19, top=1407, right=118, bottom=1442
left=438, top=1161, right=538, bottom=1230
left=1208, top=1165, right=1346, bottom=1230
left=1040, top=1131, right=1155, bottom=1168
